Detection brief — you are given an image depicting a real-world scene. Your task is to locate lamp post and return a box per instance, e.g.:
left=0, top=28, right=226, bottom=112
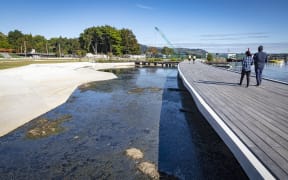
left=58, top=43, right=61, bottom=57
left=46, top=42, right=49, bottom=56
left=24, top=41, right=27, bottom=57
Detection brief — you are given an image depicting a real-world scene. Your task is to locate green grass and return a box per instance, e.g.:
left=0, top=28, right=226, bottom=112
left=9, top=53, right=21, bottom=58
left=146, top=58, right=163, bottom=62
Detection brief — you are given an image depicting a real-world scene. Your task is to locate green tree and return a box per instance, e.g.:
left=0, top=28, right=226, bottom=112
left=83, top=25, right=122, bottom=55
left=102, top=25, right=122, bottom=55
left=120, top=28, right=140, bottom=55
left=5, top=25, right=141, bottom=57
left=22, top=34, right=34, bottom=53
left=32, top=35, right=47, bottom=53
left=0, top=32, right=11, bottom=49
left=146, top=47, right=158, bottom=57
left=66, top=38, right=81, bottom=55
left=79, top=27, right=101, bottom=54
left=49, top=37, right=63, bottom=57
left=207, top=53, right=213, bottom=62
left=161, top=46, right=174, bottom=55
left=8, top=30, right=24, bottom=52
left=48, top=37, right=82, bottom=56
left=80, top=25, right=140, bottom=56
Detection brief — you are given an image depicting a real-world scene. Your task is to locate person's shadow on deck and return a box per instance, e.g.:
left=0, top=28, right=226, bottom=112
left=196, top=80, right=239, bottom=86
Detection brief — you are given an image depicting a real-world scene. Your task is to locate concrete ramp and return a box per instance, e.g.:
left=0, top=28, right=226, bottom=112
left=0, top=53, right=11, bottom=58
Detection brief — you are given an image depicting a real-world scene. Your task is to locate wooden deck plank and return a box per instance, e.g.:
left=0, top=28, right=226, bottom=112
left=202, top=84, right=288, bottom=162
left=214, top=85, right=288, bottom=137
left=219, top=111, right=288, bottom=178
left=178, top=61, right=288, bottom=179
left=192, top=71, right=288, bottom=146
left=199, top=83, right=288, bottom=137
left=203, top=84, right=288, bottom=146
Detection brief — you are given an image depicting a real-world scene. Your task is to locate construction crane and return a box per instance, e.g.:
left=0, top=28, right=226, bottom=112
left=154, top=27, right=181, bottom=57
left=154, top=27, right=176, bottom=50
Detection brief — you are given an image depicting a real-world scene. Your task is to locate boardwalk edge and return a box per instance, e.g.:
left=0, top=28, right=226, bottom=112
left=178, top=64, right=275, bottom=180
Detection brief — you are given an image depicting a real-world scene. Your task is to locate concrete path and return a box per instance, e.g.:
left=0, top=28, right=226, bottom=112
left=0, top=62, right=134, bottom=137
left=0, top=53, right=11, bottom=58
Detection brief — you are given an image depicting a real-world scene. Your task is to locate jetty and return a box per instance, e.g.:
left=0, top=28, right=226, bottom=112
left=134, top=60, right=180, bottom=67
left=178, top=61, right=288, bottom=179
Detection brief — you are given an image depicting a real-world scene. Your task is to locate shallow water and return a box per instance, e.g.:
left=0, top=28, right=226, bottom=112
left=230, top=61, right=288, bottom=83
left=0, top=67, right=247, bottom=179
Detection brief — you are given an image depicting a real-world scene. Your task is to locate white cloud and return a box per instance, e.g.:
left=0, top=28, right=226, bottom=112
left=200, top=32, right=269, bottom=37
left=200, top=32, right=269, bottom=41
left=136, top=4, right=153, bottom=10
left=173, top=42, right=288, bottom=53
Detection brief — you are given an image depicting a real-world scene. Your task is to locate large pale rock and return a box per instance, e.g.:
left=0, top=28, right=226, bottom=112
left=138, top=161, right=160, bottom=180
left=125, top=148, right=144, bottom=160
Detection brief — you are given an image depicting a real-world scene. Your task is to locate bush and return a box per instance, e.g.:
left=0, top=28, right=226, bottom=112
left=9, top=53, right=21, bottom=58
left=207, top=53, right=213, bottom=62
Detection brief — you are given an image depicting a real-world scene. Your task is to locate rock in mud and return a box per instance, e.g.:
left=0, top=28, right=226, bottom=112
left=138, top=161, right=160, bottom=180
left=125, top=148, right=144, bottom=160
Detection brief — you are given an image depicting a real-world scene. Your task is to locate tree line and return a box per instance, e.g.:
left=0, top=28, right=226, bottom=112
left=0, top=25, right=144, bottom=57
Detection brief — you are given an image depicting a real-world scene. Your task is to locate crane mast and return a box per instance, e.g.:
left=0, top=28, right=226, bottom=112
left=154, top=27, right=176, bottom=50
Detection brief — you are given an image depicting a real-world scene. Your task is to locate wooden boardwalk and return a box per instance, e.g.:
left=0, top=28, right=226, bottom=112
left=178, top=61, right=288, bottom=179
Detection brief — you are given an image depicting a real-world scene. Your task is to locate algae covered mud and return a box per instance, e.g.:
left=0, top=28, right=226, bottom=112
left=0, top=68, right=247, bottom=179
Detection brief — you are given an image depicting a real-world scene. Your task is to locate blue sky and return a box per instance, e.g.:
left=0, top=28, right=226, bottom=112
left=1, top=0, right=288, bottom=53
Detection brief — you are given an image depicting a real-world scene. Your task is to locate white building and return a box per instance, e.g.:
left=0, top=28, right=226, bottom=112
left=227, top=53, right=237, bottom=59
left=85, top=53, right=108, bottom=59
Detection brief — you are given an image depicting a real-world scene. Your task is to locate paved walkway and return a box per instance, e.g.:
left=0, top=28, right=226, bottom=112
left=178, top=61, right=288, bottom=179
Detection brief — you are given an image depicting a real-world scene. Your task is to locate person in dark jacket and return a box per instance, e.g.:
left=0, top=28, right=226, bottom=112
left=253, top=45, right=268, bottom=86
left=239, top=49, right=253, bottom=87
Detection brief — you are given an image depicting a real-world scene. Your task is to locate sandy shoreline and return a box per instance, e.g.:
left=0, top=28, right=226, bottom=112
left=0, top=62, right=134, bottom=137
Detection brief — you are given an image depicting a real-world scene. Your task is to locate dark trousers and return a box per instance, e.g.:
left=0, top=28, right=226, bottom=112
left=255, top=67, right=263, bottom=85
left=239, top=70, right=251, bottom=87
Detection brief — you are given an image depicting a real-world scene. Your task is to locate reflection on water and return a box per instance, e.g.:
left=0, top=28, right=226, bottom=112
left=229, top=61, right=288, bottom=83
left=0, top=68, right=247, bottom=179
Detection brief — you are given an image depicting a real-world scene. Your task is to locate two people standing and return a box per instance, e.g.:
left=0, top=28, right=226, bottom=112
left=239, top=45, right=268, bottom=87
left=188, top=55, right=196, bottom=64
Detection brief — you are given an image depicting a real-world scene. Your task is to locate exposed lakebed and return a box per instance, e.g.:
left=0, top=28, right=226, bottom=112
left=0, top=68, right=247, bottom=179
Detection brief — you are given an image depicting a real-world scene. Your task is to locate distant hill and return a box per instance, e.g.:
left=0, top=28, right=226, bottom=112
left=139, top=44, right=149, bottom=54
left=175, top=48, right=207, bottom=57
left=140, top=44, right=207, bottom=57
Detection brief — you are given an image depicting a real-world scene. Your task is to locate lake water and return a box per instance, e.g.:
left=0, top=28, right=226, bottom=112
left=229, top=61, right=288, bottom=83
left=0, top=67, right=247, bottom=179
